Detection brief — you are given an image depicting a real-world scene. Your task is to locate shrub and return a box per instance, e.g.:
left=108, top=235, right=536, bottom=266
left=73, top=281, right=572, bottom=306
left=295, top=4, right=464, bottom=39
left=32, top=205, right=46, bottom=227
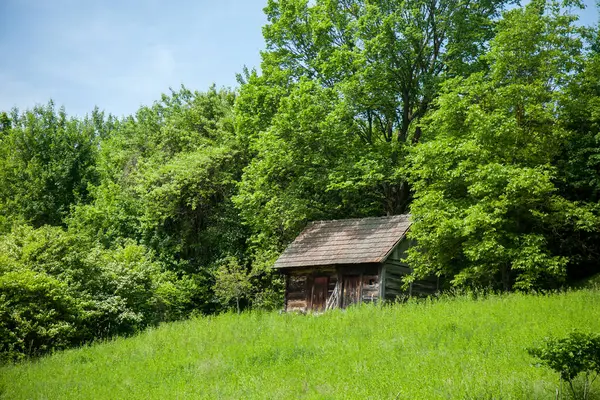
left=0, top=225, right=197, bottom=361
left=213, top=256, right=253, bottom=313
left=0, top=270, right=82, bottom=362
left=528, top=331, right=600, bottom=399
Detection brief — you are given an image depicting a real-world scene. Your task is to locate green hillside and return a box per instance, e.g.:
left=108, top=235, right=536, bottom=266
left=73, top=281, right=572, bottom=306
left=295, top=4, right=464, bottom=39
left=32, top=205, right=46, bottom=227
left=2, top=0, right=600, bottom=364
left=2, top=289, right=600, bottom=399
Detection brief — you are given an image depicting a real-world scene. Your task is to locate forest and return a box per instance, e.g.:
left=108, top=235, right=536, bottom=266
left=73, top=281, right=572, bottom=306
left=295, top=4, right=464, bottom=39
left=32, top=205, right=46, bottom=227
left=1, top=0, right=600, bottom=362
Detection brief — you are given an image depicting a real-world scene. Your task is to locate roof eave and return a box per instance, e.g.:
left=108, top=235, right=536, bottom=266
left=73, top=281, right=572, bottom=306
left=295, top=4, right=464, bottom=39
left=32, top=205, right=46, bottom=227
left=379, top=226, right=411, bottom=263
left=273, top=259, right=393, bottom=270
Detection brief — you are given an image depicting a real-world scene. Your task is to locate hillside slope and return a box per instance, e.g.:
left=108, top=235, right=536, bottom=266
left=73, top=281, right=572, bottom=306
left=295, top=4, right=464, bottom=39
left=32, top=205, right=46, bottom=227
left=2, top=290, right=600, bottom=399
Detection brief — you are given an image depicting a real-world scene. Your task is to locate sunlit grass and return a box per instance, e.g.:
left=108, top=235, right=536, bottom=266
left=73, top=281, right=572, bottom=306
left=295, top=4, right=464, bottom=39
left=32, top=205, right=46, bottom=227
left=2, top=289, right=600, bottom=399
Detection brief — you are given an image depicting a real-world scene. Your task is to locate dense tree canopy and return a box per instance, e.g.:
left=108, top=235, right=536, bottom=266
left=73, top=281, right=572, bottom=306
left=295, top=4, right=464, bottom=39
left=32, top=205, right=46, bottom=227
left=0, top=103, right=106, bottom=230
left=235, top=0, right=516, bottom=269
left=407, top=0, right=600, bottom=290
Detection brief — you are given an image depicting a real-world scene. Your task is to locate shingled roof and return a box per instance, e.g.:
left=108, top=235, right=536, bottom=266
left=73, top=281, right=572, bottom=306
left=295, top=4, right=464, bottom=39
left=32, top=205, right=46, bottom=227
left=273, top=215, right=411, bottom=269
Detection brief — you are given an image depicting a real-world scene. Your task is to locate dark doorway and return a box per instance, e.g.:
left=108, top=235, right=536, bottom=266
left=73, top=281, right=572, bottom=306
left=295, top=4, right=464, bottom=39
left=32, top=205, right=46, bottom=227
left=310, top=276, right=329, bottom=312
left=342, top=275, right=361, bottom=308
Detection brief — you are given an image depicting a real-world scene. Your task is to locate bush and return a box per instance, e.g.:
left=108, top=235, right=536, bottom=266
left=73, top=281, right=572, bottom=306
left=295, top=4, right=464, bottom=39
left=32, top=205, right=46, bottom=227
left=213, top=256, right=253, bottom=314
left=0, top=270, right=82, bottom=362
left=0, top=225, right=197, bottom=361
left=528, top=331, right=600, bottom=399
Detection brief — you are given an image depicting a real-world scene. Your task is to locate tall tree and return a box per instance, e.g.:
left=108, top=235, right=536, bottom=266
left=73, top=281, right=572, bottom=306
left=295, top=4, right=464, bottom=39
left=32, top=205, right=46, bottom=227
left=553, top=26, right=600, bottom=279
left=262, top=0, right=512, bottom=141
left=406, top=0, right=599, bottom=290
left=0, top=102, right=101, bottom=230
left=235, top=0, right=513, bottom=265
left=69, top=87, right=248, bottom=311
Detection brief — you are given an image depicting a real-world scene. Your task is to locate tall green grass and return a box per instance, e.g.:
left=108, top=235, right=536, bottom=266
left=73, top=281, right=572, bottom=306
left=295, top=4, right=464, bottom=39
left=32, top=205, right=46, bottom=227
left=2, top=289, right=600, bottom=399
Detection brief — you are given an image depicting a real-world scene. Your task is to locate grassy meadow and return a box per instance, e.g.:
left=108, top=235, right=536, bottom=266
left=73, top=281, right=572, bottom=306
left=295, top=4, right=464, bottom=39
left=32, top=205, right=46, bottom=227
left=2, top=289, right=600, bottom=399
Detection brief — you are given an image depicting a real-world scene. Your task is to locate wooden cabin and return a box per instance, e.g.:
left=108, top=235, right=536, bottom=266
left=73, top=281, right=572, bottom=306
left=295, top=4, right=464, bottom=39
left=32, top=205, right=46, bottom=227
left=273, top=215, right=438, bottom=312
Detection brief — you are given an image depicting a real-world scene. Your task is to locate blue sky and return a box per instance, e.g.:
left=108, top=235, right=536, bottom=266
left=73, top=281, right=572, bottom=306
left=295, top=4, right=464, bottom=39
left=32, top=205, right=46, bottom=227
left=0, top=0, right=598, bottom=118
left=0, top=0, right=267, bottom=117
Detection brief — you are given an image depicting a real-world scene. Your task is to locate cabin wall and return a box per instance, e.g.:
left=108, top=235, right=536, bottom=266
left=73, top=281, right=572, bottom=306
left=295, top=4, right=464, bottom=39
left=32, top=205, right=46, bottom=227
left=284, top=264, right=380, bottom=312
left=284, top=268, right=338, bottom=312
left=361, top=273, right=379, bottom=303
left=383, top=238, right=439, bottom=300
left=285, top=275, right=309, bottom=312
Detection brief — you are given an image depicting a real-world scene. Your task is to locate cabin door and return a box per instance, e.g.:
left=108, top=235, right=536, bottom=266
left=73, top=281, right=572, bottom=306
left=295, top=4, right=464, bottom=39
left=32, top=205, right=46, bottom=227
left=342, top=275, right=361, bottom=308
left=310, top=276, right=329, bottom=312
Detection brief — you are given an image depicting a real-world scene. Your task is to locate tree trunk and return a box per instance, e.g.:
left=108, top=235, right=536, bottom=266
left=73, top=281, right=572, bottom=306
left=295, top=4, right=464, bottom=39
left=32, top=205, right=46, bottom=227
left=412, top=126, right=422, bottom=144
left=382, top=181, right=412, bottom=215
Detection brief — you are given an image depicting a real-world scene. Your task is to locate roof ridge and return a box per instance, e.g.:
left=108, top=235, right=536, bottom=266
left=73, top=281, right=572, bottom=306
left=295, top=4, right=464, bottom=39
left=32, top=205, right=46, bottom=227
left=310, top=214, right=410, bottom=225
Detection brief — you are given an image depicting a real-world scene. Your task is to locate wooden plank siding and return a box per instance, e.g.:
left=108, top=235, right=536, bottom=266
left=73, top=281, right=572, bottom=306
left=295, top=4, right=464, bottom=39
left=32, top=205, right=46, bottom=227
left=382, top=237, right=439, bottom=300
left=285, top=275, right=308, bottom=312
left=361, top=275, right=379, bottom=303
left=283, top=264, right=381, bottom=312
